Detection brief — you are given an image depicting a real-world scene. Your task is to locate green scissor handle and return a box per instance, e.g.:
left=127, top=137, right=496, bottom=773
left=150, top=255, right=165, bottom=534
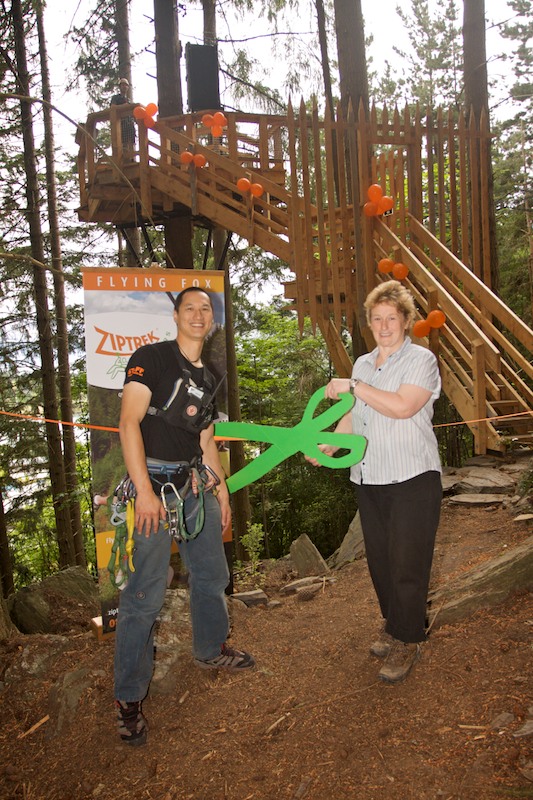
left=215, top=386, right=366, bottom=493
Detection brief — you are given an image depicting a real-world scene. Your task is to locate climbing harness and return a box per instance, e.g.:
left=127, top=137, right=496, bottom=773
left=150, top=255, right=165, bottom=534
left=107, top=476, right=137, bottom=589
left=106, top=461, right=220, bottom=588
left=153, top=460, right=220, bottom=543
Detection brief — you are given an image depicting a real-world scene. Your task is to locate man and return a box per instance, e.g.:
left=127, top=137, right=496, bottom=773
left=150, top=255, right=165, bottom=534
left=110, top=78, right=136, bottom=154
left=114, top=287, right=255, bottom=746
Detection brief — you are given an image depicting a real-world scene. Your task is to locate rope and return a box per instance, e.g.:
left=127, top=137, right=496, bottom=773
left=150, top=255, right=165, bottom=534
left=1, top=406, right=532, bottom=434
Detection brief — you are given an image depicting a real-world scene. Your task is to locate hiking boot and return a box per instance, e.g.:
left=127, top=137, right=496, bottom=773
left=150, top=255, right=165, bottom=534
left=378, top=640, right=421, bottom=684
left=370, top=629, right=395, bottom=659
left=194, top=643, right=255, bottom=671
left=115, top=700, right=148, bottom=746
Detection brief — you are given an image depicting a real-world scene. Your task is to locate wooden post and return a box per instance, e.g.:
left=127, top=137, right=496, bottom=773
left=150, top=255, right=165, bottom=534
left=472, top=339, right=488, bottom=455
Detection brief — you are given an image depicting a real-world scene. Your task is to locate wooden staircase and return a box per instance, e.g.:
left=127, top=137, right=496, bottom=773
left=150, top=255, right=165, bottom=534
left=76, top=103, right=533, bottom=455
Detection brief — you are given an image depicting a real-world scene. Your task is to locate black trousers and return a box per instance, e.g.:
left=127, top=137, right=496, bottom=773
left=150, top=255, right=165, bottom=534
left=355, top=471, right=442, bottom=643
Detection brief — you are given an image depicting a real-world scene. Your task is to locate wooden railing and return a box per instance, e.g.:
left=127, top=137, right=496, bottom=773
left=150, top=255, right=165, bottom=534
left=373, top=217, right=533, bottom=452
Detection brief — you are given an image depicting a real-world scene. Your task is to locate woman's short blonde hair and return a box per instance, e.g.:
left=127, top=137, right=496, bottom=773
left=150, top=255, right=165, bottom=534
left=364, top=279, right=416, bottom=327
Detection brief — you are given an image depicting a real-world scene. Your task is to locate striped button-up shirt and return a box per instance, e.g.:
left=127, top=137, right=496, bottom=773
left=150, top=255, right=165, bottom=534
left=350, top=337, right=442, bottom=486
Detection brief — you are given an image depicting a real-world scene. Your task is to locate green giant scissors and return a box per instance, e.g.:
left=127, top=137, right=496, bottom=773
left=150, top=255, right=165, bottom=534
left=214, top=387, right=367, bottom=493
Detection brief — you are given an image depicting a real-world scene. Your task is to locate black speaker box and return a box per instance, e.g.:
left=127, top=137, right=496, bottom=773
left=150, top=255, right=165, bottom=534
left=185, top=43, right=221, bottom=112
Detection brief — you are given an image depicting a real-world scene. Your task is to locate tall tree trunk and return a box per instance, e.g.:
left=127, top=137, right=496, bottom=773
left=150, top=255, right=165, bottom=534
left=154, top=0, right=194, bottom=269
left=11, top=0, right=76, bottom=567
left=463, top=0, right=499, bottom=291
left=203, top=0, right=250, bottom=560
left=315, top=0, right=340, bottom=203
left=0, top=487, right=15, bottom=599
left=333, top=0, right=369, bottom=119
left=332, top=0, right=369, bottom=355
left=36, top=2, right=85, bottom=567
left=115, top=0, right=141, bottom=265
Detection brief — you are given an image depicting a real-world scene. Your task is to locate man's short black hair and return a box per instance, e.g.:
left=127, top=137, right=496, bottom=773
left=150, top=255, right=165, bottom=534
left=174, top=286, right=213, bottom=312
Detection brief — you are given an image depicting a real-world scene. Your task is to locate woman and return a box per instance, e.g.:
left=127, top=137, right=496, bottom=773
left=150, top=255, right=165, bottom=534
left=312, top=280, right=442, bottom=683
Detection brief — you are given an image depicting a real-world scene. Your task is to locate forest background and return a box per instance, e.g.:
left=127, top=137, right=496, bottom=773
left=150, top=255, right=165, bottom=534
left=0, top=0, right=531, bottom=613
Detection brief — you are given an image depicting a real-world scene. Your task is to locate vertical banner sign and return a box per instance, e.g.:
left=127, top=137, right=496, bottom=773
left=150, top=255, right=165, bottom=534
left=83, top=267, right=227, bottom=634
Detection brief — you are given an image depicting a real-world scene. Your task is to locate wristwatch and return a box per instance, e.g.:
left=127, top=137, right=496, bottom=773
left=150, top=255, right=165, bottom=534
left=349, top=378, right=359, bottom=395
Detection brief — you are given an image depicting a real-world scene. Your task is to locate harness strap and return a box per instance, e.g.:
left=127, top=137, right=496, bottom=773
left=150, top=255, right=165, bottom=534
left=160, top=466, right=206, bottom=542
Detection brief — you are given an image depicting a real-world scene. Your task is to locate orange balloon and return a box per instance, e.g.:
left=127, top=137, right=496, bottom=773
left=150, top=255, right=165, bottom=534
left=250, top=183, right=264, bottom=197
left=213, top=111, right=227, bottom=127
left=377, top=258, right=394, bottom=274
left=237, top=177, right=251, bottom=192
left=180, top=151, right=194, bottom=164
left=145, top=102, right=158, bottom=116
left=201, top=114, right=214, bottom=127
left=133, top=106, right=146, bottom=119
left=392, top=262, right=409, bottom=280
left=193, top=153, right=207, bottom=167
left=412, top=319, right=431, bottom=338
left=211, top=124, right=224, bottom=137
left=378, top=195, right=394, bottom=214
left=367, top=184, right=383, bottom=203
left=427, top=309, right=446, bottom=328
left=144, top=116, right=156, bottom=128
left=363, top=201, right=378, bottom=217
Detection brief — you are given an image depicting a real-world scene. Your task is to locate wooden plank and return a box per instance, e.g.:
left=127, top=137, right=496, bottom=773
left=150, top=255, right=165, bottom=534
left=447, top=107, right=459, bottom=257
left=306, top=100, right=322, bottom=329
left=458, top=110, right=470, bottom=268
left=359, top=100, right=375, bottom=302
left=324, top=103, right=343, bottom=329
left=479, top=108, right=493, bottom=289
left=287, top=101, right=308, bottom=330
left=317, top=317, right=353, bottom=377
left=138, top=123, right=152, bottom=219
left=469, top=108, right=482, bottom=279
left=335, top=102, right=355, bottom=328
left=436, top=107, right=446, bottom=244
left=472, top=339, right=489, bottom=454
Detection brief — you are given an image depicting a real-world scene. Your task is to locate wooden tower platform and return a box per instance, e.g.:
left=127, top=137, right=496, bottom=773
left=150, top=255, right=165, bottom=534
left=76, top=101, right=533, bottom=455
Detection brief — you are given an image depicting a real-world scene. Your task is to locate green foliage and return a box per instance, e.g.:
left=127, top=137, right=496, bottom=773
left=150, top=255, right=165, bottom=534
left=240, top=522, right=265, bottom=575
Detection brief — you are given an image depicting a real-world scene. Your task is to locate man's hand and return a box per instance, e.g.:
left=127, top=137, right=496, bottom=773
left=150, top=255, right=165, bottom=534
left=134, top=488, right=166, bottom=537
left=216, top=488, right=232, bottom=534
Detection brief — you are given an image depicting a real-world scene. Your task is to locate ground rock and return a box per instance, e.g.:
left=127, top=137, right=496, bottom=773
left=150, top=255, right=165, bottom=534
left=230, top=589, right=269, bottom=607
left=7, top=567, right=99, bottom=634
left=428, top=534, right=533, bottom=627
left=328, top=511, right=365, bottom=569
left=289, top=534, right=329, bottom=577
left=449, top=494, right=506, bottom=506
left=279, top=576, right=335, bottom=595
left=3, top=635, right=72, bottom=683
left=47, top=666, right=106, bottom=737
left=455, top=468, right=516, bottom=494
left=151, top=589, right=190, bottom=694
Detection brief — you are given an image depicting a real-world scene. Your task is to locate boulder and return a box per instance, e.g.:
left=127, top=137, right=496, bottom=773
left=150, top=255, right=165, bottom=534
left=329, top=511, right=365, bottom=569
left=7, top=566, right=99, bottom=634
left=289, top=534, right=329, bottom=577
left=428, top=535, right=533, bottom=628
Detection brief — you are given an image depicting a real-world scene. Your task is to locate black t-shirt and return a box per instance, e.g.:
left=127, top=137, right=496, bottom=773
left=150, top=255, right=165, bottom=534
left=123, top=340, right=215, bottom=463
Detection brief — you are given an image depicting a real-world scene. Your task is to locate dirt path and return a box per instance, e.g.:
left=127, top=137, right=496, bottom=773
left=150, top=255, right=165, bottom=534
left=1, top=500, right=532, bottom=800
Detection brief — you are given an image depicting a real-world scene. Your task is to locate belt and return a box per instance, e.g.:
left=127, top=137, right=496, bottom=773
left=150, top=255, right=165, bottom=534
left=147, top=461, right=191, bottom=493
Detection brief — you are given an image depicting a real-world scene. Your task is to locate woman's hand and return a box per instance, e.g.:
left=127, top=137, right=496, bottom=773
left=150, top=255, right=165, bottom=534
left=305, top=444, right=337, bottom=467
left=324, top=378, right=351, bottom=400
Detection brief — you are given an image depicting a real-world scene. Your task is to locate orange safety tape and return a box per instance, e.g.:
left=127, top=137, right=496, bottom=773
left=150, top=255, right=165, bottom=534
left=0, top=407, right=531, bottom=435
left=0, top=409, right=119, bottom=433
